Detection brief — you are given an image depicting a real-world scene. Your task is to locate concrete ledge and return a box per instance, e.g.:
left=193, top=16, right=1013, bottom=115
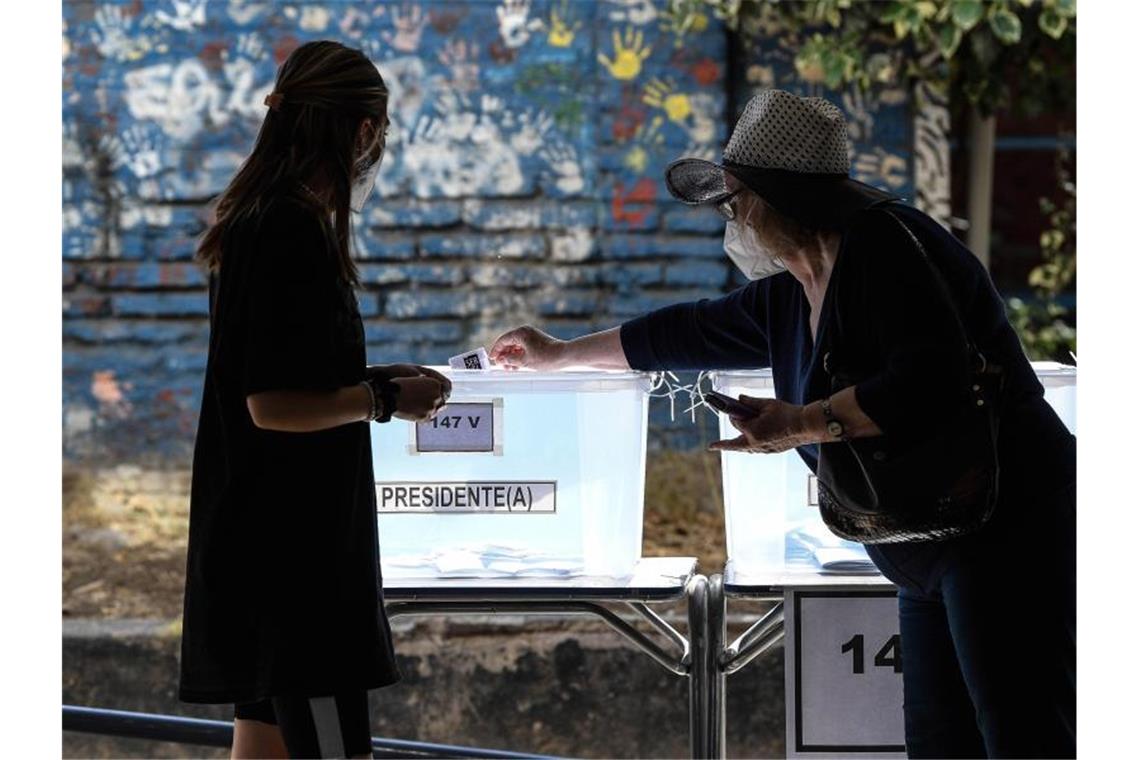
left=64, top=615, right=785, bottom=758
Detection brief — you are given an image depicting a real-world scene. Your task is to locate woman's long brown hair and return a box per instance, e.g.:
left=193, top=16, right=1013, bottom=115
left=196, top=40, right=388, bottom=286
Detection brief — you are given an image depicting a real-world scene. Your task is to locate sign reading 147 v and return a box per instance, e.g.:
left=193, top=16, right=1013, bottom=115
left=415, top=402, right=496, bottom=453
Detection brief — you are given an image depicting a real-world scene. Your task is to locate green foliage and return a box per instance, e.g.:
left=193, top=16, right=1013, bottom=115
left=666, top=0, right=1076, bottom=117
left=667, top=0, right=1077, bottom=360
left=1006, top=153, right=1076, bottom=362
left=951, top=1, right=985, bottom=32
left=1006, top=297, right=1076, bottom=362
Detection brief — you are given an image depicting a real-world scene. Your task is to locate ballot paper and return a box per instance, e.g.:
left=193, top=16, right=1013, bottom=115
left=383, top=542, right=585, bottom=579
left=449, top=347, right=490, bottom=370
left=787, top=522, right=879, bottom=574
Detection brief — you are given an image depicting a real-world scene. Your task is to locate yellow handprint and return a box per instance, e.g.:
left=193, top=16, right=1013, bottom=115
left=642, top=78, right=692, bottom=124
left=598, top=27, right=652, bottom=81
left=623, top=116, right=664, bottom=174
left=548, top=0, right=581, bottom=48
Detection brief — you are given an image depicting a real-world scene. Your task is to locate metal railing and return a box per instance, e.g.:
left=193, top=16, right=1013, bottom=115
left=63, top=705, right=558, bottom=759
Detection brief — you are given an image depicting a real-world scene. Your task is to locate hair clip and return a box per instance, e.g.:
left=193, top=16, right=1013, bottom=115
left=263, top=92, right=284, bottom=111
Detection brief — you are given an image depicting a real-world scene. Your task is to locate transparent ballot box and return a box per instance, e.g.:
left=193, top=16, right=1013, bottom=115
left=371, top=369, right=652, bottom=579
left=711, top=362, right=1076, bottom=581
left=1035, top=361, right=1076, bottom=434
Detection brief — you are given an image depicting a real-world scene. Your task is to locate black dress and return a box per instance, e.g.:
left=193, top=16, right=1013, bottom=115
left=179, top=191, right=401, bottom=704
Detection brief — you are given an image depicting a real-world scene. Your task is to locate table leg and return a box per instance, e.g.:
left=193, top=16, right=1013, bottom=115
left=707, top=574, right=726, bottom=759
left=686, top=574, right=710, bottom=759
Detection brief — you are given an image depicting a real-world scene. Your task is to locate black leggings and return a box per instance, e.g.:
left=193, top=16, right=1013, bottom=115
left=234, top=690, right=372, bottom=758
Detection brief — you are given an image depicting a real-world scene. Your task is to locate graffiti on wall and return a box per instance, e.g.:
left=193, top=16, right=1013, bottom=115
left=911, top=79, right=952, bottom=226
left=737, top=45, right=914, bottom=203
left=62, top=0, right=926, bottom=461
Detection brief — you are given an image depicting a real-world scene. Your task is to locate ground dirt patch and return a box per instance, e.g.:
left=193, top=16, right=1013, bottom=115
left=63, top=451, right=726, bottom=620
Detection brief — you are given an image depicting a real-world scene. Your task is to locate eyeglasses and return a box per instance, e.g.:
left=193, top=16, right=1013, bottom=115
left=715, top=189, right=743, bottom=221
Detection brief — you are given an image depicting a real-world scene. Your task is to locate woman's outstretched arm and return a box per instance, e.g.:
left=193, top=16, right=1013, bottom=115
left=489, top=326, right=630, bottom=370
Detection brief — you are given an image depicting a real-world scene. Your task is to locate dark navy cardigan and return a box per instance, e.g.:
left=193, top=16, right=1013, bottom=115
left=619, top=201, right=1075, bottom=585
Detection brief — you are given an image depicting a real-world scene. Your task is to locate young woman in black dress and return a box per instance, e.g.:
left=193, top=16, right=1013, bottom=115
left=181, top=40, right=449, bottom=758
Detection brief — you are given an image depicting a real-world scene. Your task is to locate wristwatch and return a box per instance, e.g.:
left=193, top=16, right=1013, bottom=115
left=820, top=397, right=846, bottom=440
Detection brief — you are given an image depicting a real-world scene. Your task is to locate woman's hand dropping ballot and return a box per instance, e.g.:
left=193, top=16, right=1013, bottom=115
left=489, top=325, right=565, bottom=370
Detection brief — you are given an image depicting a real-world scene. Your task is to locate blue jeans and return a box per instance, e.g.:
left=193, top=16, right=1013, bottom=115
left=869, top=480, right=1076, bottom=758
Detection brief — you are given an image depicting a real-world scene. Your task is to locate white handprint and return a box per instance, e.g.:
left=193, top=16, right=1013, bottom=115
left=540, top=142, right=585, bottom=194
left=227, top=0, right=270, bottom=25
left=233, top=31, right=266, bottom=62
left=119, top=125, right=164, bottom=178
left=91, top=5, right=150, bottom=62
left=383, top=3, right=428, bottom=54
left=338, top=7, right=372, bottom=39
left=497, top=0, right=543, bottom=49
left=155, top=0, right=207, bottom=31
left=509, top=110, right=554, bottom=156
left=439, top=38, right=480, bottom=93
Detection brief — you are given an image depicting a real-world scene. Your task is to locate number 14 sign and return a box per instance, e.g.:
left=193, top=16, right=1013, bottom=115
left=785, top=590, right=906, bottom=758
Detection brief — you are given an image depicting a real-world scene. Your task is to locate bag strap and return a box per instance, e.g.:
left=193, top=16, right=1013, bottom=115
left=875, top=205, right=987, bottom=369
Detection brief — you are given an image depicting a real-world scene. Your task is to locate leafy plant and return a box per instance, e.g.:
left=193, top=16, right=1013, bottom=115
left=665, top=0, right=1076, bottom=117
left=666, top=0, right=1077, bottom=360
left=1006, top=151, right=1076, bottom=362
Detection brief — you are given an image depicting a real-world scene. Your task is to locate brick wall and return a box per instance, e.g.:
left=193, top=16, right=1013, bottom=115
left=63, top=0, right=918, bottom=462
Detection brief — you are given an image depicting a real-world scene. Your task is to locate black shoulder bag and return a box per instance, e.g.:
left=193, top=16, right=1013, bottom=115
left=816, top=208, right=1005, bottom=544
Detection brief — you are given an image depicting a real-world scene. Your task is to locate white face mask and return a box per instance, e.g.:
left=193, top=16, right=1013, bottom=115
left=723, top=218, right=786, bottom=280
left=350, top=157, right=381, bottom=213
left=350, top=125, right=385, bottom=213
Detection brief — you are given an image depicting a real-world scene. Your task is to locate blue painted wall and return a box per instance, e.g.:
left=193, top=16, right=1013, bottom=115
left=62, top=0, right=916, bottom=461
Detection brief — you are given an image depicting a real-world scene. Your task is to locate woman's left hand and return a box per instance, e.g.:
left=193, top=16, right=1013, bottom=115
left=708, top=395, right=817, bottom=454
left=367, top=363, right=452, bottom=403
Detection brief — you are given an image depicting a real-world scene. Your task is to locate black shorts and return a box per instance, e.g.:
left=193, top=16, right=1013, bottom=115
left=234, top=690, right=371, bottom=758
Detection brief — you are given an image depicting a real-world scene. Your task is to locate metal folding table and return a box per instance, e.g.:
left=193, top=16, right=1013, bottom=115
left=704, top=557, right=897, bottom=758
left=382, top=557, right=712, bottom=758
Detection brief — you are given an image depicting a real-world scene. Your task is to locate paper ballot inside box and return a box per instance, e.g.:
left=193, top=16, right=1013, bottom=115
left=382, top=542, right=585, bottom=578
left=787, top=522, right=878, bottom=574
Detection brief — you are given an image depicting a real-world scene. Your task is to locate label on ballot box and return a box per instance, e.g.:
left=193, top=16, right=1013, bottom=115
left=376, top=481, right=557, bottom=514
left=785, top=590, right=906, bottom=758
left=415, top=402, right=497, bottom=453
